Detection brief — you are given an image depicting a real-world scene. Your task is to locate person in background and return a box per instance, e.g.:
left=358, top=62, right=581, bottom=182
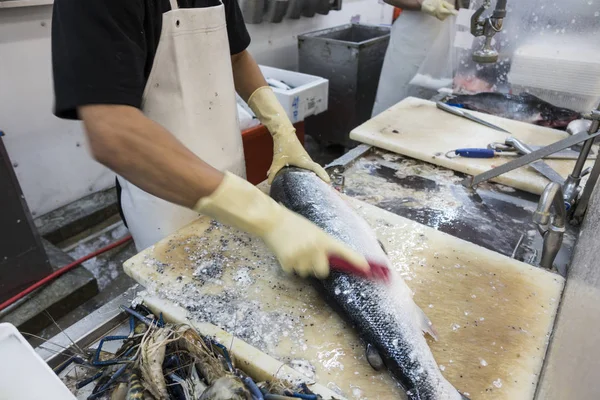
left=372, top=0, right=457, bottom=116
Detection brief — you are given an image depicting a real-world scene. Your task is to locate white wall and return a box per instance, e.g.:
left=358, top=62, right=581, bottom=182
left=0, top=1, right=392, bottom=217
left=0, top=5, right=114, bottom=217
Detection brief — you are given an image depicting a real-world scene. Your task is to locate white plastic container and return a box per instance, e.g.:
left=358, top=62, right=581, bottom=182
left=0, top=323, right=76, bottom=399
left=258, top=65, right=329, bottom=123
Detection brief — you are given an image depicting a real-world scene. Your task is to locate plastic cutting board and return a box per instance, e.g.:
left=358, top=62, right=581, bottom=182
left=350, top=97, right=594, bottom=195
left=124, top=195, right=564, bottom=400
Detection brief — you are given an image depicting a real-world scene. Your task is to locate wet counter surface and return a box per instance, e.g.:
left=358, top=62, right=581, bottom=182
left=336, top=148, right=577, bottom=277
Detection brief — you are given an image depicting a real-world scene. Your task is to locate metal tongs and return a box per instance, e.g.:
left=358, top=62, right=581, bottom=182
left=488, top=140, right=590, bottom=160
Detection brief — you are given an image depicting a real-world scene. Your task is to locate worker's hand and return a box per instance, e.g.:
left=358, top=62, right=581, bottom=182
left=194, top=172, right=370, bottom=279
left=247, top=86, right=330, bottom=184
left=420, top=0, right=457, bottom=20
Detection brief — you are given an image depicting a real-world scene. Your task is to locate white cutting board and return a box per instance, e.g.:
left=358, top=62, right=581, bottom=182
left=124, top=196, right=564, bottom=400
left=350, top=97, right=593, bottom=195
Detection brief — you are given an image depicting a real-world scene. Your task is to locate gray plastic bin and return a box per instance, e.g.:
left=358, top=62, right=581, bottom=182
left=298, top=24, right=390, bottom=147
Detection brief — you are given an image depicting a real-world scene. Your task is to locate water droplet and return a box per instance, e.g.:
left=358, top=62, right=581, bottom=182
left=480, top=358, right=488, bottom=366
left=493, top=378, right=503, bottom=388
left=439, top=364, right=446, bottom=371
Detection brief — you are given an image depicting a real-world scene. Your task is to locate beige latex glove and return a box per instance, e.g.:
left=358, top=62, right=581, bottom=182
left=420, top=0, right=457, bottom=20
left=248, top=86, right=330, bottom=184
left=194, top=172, right=370, bottom=279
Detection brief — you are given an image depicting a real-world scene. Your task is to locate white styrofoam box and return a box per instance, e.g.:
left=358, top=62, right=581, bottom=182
left=0, top=323, right=76, bottom=399
left=508, top=39, right=600, bottom=112
left=509, top=40, right=600, bottom=93
left=258, top=65, right=328, bottom=123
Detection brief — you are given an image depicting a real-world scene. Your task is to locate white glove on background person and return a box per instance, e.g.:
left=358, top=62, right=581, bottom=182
left=420, top=0, right=457, bottom=20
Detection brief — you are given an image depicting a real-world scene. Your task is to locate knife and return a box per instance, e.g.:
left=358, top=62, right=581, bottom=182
left=436, top=101, right=511, bottom=133
left=504, top=137, right=565, bottom=184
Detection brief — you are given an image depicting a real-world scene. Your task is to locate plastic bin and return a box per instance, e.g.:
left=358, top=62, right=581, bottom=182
left=298, top=24, right=390, bottom=147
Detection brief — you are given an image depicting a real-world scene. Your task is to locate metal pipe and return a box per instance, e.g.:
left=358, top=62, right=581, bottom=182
left=533, top=183, right=566, bottom=270
left=492, top=0, right=507, bottom=17
left=573, top=150, right=600, bottom=221
left=540, top=229, right=564, bottom=270
left=563, top=104, right=600, bottom=206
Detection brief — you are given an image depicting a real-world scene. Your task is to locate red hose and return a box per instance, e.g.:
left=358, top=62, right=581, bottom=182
left=0, top=235, right=133, bottom=312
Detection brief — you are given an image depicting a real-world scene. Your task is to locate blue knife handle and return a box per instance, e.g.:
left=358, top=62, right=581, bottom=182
left=454, top=148, right=496, bottom=158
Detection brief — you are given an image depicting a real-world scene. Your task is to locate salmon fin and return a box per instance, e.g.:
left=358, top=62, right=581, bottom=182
left=414, top=304, right=438, bottom=341
left=365, top=343, right=385, bottom=371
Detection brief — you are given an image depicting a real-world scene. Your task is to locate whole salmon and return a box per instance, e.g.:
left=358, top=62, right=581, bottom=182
left=447, top=92, right=580, bottom=129
left=270, top=168, right=467, bottom=400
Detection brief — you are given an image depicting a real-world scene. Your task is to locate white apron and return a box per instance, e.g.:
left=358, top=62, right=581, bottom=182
left=118, top=0, right=246, bottom=251
left=371, top=10, right=445, bottom=117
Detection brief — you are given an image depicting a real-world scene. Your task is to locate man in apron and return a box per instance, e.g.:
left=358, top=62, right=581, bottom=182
left=372, top=0, right=457, bottom=116
left=52, top=0, right=371, bottom=279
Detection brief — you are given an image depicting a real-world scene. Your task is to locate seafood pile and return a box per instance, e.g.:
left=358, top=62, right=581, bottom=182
left=54, top=304, right=322, bottom=400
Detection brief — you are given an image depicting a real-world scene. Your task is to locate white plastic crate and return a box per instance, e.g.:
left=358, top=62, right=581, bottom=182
left=259, top=65, right=329, bottom=123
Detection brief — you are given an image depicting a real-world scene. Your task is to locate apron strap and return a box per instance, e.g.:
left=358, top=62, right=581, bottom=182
left=169, top=0, right=179, bottom=10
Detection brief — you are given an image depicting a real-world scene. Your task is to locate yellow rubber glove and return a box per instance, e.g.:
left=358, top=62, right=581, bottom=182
left=194, top=172, right=370, bottom=279
left=248, top=86, right=330, bottom=184
left=420, top=0, right=457, bottom=20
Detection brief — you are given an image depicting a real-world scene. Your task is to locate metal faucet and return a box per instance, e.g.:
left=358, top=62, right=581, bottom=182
left=533, top=182, right=566, bottom=269
left=470, top=0, right=508, bottom=63
left=563, top=105, right=600, bottom=209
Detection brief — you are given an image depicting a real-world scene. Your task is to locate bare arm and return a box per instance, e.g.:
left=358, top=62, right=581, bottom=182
left=79, top=105, right=223, bottom=209
left=231, top=50, right=268, bottom=102
left=383, top=0, right=422, bottom=10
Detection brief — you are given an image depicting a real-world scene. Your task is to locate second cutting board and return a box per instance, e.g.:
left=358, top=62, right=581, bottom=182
left=350, top=97, right=593, bottom=195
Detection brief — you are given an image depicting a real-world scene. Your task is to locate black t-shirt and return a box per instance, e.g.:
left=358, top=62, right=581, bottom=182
left=52, top=0, right=250, bottom=120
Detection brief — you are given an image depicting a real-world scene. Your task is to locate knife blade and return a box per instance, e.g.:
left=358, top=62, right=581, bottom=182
left=506, top=137, right=565, bottom=184
left=436, top=101, right=511, bottom=133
